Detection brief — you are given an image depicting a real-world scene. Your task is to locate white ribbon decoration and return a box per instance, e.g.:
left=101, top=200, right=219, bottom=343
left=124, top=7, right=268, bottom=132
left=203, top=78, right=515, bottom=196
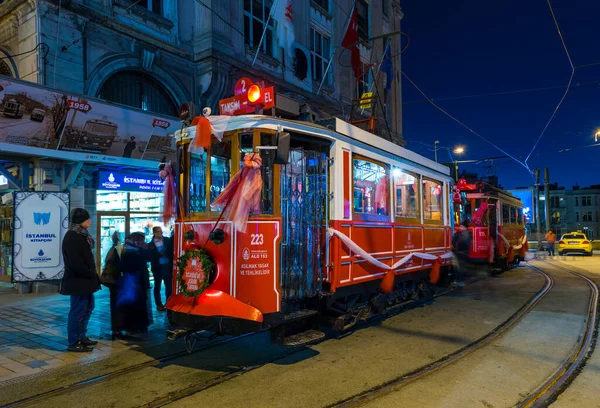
left=327, top=228, right=452, bottom=273
left=498, top=233, right=528, bottom=251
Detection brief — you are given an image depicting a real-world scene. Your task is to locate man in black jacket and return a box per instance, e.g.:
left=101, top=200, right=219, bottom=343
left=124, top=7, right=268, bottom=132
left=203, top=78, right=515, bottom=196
left=61, top=208, right=101, bottom=352
left=148, top=227, right=173, bottom=311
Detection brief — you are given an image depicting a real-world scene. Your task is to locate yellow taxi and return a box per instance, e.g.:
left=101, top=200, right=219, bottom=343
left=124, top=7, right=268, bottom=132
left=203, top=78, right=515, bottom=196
left=558, top=232, right=593, bottom=256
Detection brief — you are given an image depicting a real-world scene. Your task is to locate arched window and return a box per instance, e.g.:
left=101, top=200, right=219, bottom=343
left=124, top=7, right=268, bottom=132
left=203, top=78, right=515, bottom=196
left=0, top=60, right=13, bottom=77
left=97, top=71, right=177, bottom=117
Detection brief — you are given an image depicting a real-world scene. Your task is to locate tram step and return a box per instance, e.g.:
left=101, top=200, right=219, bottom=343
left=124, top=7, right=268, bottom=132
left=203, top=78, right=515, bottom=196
left=284, top=309, right=320, bottom=323
left=283, top=329, right=325, bottom=347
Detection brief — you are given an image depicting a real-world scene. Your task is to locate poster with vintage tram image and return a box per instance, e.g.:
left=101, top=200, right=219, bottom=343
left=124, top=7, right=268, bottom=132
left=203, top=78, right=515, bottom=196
left=0, top=76, right=178, bottom=164
left=12, top=192, right=70, bottom=282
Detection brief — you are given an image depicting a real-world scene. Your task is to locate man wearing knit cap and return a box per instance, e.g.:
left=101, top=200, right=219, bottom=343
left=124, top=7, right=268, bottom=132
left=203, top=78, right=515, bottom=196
left=60, top=208, right=101, bottom=352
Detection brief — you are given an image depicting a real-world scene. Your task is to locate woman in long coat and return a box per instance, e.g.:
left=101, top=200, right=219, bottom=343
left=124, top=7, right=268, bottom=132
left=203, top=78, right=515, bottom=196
left=116, top=232, right=153, bottom=333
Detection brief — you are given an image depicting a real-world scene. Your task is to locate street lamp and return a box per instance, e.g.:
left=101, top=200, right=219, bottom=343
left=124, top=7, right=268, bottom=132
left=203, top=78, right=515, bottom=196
left=453, top=146, right=465, bottom=155
left=595, top=131, right=600, bottom=143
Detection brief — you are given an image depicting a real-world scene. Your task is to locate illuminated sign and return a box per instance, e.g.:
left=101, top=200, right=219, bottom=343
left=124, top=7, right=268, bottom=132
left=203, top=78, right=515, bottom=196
left=219, top=78, right=275, bottom=116
left=98, top=171, right=165, bottom=192
left=509, top=189, right=534, bottom=223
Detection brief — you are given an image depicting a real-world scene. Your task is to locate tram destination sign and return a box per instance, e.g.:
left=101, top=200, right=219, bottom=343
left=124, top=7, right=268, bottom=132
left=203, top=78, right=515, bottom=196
left=98, top=170, right=165, bottom=192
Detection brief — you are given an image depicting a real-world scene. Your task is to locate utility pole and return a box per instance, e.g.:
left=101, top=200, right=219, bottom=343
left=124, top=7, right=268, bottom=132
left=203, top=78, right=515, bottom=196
left=434, top=140, right=439, bottom=162
left=544, top=168, right=551, bottom=234
left=534, top=169, right=542, bottom=250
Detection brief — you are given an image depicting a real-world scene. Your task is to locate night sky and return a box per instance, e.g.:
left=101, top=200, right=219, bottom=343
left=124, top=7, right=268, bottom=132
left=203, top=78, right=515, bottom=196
left=400, top=0, right=600, bottom=189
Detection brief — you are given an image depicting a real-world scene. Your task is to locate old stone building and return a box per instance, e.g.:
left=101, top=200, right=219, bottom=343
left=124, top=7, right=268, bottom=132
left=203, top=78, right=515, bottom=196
left=0, top=0, right=404, bottom=143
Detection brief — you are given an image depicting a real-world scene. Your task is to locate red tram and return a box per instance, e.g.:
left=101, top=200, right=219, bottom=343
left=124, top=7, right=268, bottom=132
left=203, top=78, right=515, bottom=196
left=165, top=107, right=455, bottom=345
left=453, top=178, right=527, bottom=270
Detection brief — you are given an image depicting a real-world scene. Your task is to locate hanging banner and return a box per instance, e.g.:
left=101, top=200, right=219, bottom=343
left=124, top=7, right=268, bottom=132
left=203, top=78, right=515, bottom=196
left=0, top=76, right=179, bottom=165
left=12, top=192, right=70, bottom=282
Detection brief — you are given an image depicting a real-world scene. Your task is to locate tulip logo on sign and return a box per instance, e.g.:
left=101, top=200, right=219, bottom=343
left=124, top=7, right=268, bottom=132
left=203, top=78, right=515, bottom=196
left=33, top=212, right=51, bottom=225
left=38, top=249, right=44, bottom=256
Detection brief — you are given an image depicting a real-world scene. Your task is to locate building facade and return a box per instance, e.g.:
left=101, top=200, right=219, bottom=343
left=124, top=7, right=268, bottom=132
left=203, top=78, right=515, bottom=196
left=0, top=0, right=405, bottom=290
left=548, top=185, right=600, bottom=240
left=0, top=0, right=404, bottom=141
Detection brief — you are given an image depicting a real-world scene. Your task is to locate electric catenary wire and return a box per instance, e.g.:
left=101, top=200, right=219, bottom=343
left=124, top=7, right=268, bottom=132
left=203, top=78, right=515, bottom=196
left=402, top=70, right=529, bottom=174
left=524, top=0, right=575, bottom=165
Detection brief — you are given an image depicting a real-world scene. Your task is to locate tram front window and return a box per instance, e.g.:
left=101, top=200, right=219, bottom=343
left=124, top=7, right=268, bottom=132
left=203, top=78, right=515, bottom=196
left=210, top=140, right=231, bottom=204
left=190, top=150, right=207, bottom=213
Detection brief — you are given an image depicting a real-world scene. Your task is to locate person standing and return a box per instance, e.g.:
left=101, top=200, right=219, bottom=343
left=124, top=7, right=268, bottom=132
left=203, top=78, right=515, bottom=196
left=123, top=136, right=136, bottom=158
left=118, top=232, right=153, bottom=333
left=148, top=227, right=173, bottom=311
left=545, top=230, right=557, bottom=256
left=103, top=232, right=125, bottom=340
left=61, top=208, right=100, bottom=352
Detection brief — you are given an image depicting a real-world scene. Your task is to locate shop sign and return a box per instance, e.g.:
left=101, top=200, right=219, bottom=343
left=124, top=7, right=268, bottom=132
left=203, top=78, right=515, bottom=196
left=12, top=192, right=69, bottom=282
left=0, top=76, right=178, bottom=165
left=98, top=170, right=165, bottom=192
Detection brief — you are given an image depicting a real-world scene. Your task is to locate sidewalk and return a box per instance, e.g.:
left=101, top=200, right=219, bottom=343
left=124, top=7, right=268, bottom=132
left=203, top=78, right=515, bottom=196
left=0, top=284, right=171, bottom=384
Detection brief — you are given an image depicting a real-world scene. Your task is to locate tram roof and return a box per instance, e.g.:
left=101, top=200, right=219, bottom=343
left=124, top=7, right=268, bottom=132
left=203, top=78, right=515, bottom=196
left=175, top=115, right=451, bottom=177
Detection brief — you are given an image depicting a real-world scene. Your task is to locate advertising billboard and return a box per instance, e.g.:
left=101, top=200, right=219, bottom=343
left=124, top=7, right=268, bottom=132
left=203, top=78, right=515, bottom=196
left=509, top=189, right=534, bottom=223
left=12, top=192, right=69, bottom=282
left=0, top=76, right=179, bottom=165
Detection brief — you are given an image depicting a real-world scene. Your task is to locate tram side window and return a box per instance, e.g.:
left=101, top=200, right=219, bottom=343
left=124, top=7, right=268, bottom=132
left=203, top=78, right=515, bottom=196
left=353, top=158, right=389, bottom=220
left=189, top=150, right=207, bottom=213
left=510, top=207, right=518, bottom=224
left=502, top=204, right=510, bottom=224
left=422, top=179, right=442, bottom=221
left=210, top=139, right=231, bottom=204
left=393, top=168, right=418, bottom=219
left=517, top=208, right=524, bottom=224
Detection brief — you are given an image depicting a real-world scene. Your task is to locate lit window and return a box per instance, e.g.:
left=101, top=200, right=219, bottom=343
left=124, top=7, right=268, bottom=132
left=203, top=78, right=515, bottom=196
left=244, top=0, right=275, bottom=58
left=353, top=158, right=389, bottom=220
left=422, top=179, right=442, bottom=221
left=210, top=139, right=232, bottom=205
left=393, top=168, right=418, bottom=219
left=189, top=150, right=207, bottom=213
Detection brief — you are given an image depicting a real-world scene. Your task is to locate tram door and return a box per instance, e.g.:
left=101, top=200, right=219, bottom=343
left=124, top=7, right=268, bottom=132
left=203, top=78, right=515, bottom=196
left=280, top=148, right=328, bottom=301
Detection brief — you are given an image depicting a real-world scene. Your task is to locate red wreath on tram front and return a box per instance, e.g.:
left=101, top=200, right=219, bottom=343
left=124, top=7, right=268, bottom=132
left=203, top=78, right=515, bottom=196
left=175, top=230, right=216, bottom=298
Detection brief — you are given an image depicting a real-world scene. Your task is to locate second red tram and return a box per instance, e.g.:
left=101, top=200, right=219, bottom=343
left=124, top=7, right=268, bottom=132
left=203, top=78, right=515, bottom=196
left=166, top=114, right=455, bottom=345
left=453, top=178, right=527, bottom=270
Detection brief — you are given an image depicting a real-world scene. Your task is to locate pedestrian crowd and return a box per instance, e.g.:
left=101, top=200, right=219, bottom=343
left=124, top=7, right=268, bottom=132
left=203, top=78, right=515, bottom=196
left=61, top=208, right=173, bottom=352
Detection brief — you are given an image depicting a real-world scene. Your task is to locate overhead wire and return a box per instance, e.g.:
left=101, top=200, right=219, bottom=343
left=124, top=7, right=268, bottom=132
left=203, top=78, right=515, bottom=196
left=0, top=43, right=50, bottom=61
left=524, top=0, right=575, bottom=166
left=401, top=70, right=530, bottom=173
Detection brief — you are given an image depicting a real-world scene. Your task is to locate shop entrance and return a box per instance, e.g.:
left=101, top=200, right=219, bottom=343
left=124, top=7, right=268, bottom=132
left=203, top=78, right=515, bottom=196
left=96, top=191, right=171, bottom=272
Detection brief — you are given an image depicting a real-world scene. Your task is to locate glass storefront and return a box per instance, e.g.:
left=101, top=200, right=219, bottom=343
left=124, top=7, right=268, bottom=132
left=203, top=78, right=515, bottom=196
left=96, top=190, right=170, bottom=270
left=0, top=194, right=13, bottom=281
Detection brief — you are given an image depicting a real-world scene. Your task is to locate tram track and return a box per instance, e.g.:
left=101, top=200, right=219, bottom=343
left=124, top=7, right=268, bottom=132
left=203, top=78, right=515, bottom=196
left=516, top=260, right=598, bottom=408
left=330, top=264, right=555, bottom=408
left=3, top=273, right=511, bottom=408
left=330, top=261, right=599, bottom=408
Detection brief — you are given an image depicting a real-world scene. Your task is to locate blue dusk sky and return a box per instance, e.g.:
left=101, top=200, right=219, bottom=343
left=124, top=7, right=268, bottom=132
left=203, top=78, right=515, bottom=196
left=400, top=0, right=600, bottom=189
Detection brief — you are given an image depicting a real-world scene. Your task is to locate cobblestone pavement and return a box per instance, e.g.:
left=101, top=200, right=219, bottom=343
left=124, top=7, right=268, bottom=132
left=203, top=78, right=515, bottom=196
left=0, top=285, right=171, bottom=383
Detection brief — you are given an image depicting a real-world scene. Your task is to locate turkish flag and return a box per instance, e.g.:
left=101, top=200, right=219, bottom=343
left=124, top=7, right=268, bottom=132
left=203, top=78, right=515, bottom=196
left=341, top=6, right=361, bottom=81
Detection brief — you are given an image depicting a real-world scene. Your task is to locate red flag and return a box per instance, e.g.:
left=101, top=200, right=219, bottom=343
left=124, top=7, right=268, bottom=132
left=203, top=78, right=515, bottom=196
left=341, top=6, right=361, bottom=81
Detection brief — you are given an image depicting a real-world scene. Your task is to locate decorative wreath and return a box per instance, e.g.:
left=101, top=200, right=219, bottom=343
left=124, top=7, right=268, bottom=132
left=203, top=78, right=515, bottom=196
left=176, top=249, right=216, bottom=298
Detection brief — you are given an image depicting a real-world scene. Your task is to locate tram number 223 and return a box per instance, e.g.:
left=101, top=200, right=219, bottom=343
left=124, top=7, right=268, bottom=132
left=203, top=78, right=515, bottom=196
left=250, top=234, right=264, bottom=245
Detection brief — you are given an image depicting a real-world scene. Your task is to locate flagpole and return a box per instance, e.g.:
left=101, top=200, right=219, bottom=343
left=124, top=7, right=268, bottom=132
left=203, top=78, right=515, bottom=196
left=316, top=0, right=357, bottom=96
left=252, top=0, right=281, bottom=66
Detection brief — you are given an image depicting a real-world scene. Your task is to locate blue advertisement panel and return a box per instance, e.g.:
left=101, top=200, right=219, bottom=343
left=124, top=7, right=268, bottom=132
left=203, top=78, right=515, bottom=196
left=98, top=170, right=165, bottom=192
left=509, top=189, right=534, bottom=223
left=12, top=192, right=70, bottom=282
